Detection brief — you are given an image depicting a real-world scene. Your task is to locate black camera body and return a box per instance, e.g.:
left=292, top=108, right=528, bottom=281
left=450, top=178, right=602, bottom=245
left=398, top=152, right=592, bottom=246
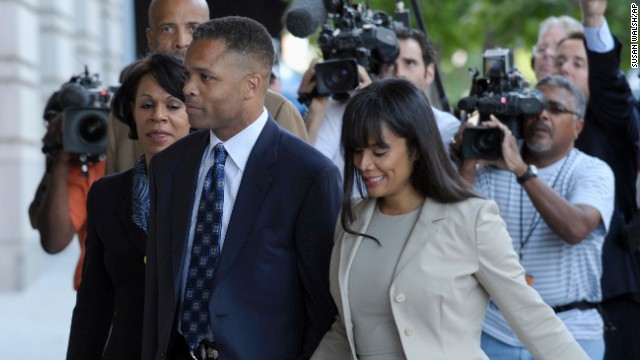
left=43, top=67, right=113, bottom=158
left=461, top=127, right=504, bottom=160
left=314, top=58, right=359, bottom=97
left=315, top=2, right=401, bottom=97
left=458, top=48, right=545, bottom=160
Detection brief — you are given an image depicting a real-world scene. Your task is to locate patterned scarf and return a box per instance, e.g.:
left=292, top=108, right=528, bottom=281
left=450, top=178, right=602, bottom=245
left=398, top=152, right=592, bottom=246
left=131, top=155, right=150, bottom=234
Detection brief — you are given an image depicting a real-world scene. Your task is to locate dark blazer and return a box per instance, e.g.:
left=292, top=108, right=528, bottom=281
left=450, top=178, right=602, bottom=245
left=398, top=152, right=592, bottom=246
left=142, top=118, right=341, bottom=360
left=67, top=169, right=147, bottom=360
left=575, top=37, right=640, bottom=300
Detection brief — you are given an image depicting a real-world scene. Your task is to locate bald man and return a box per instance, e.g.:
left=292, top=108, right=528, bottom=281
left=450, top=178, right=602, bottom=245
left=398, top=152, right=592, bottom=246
left=106, top=0, right=308, bottom=174
left=146, top=0, right=209, bottom=60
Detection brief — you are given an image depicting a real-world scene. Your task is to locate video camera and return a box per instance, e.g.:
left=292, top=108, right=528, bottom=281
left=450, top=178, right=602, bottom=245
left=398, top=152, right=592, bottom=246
left=315, top=2, right=401, bottom=98
left=287, top=0, right=404, bottom=100
left=42, top=66, right=114, bottom=159
left=458, top=48, right=545, bottom=160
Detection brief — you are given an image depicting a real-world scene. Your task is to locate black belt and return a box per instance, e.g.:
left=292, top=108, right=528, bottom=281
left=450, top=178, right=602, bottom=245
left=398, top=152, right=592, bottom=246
left=552, top=301, right=599, bottom=313
left=553, top=301, right=619, bottom=332
left=189, top=340, right=218, bottom=360
left=167, top=334, right=219, bottom=360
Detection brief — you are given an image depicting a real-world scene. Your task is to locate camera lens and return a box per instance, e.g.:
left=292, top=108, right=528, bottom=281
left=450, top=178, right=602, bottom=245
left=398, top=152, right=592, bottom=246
left=315, top=58, right=359, bottom=96
left=473, top=130, right=501, bottom=154
left=327, top=66, right=352, bottom=89
left=62, top=107, right=109, bottom=154
left=462, top=127, right=503, bottom=160
left=78, top=114, right=107, bottom=143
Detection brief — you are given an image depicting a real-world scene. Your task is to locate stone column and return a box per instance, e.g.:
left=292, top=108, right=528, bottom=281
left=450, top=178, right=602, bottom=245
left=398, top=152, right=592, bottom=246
left=0, top=0, right=126, bottom=291
left=0, top=0, right=47, bottom=291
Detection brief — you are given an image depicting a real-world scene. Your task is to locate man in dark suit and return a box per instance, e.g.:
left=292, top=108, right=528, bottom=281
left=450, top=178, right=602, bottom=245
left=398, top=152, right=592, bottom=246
left=554, top=1, right=640, bottom=358
left=142, top=16, right=341, bottom=360
left=107, top=0, right=309, bottom=175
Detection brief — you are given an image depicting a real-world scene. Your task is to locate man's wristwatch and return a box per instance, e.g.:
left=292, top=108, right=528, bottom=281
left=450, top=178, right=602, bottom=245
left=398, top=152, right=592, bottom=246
left=516, top=164, right=538, bottom=185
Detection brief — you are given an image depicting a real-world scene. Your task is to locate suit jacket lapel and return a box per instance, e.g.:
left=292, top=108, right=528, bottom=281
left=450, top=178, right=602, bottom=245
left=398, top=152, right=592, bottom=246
left=212, top=118, right=278, bottom=289
left=171, top=130, right=210, bottom=286
left=393, top=199, right=447, bottom=280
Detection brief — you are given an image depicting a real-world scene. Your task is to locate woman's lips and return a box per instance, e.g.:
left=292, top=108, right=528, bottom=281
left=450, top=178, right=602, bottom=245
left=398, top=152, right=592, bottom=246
left=363, top=175, right=384, bottom=187
left=146, top=131, right=172, bottom=143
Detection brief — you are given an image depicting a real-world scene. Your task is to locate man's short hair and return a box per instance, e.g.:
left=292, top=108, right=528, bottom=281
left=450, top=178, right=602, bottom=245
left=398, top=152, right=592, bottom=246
left=192, top=16, right=275, bottom=78
left=557, top=31, right=586, bottom=48
left=536, top=75, right=587, bottom=120
left=394, top=28, right=438, bottom=66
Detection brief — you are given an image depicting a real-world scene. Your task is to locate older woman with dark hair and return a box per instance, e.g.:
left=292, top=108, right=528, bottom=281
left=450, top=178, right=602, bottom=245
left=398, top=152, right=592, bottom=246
left=311, top=78, right=589, bottom=360
left=66, top=53, right=191, bottom=359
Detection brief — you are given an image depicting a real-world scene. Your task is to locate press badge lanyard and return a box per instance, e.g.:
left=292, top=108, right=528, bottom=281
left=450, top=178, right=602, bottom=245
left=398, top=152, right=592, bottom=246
left=518, top=154, right=572, bottom=284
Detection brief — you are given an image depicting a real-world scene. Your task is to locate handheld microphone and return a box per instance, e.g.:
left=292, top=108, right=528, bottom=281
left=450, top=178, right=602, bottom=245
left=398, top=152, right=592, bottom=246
left=284, top=0, right=327, bottom=38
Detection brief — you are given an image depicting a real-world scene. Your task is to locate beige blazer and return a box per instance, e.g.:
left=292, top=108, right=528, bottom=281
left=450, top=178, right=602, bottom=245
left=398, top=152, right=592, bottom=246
left=105, top=90, right=308, bottom=174
left=311, top=197, right=589, bottom=360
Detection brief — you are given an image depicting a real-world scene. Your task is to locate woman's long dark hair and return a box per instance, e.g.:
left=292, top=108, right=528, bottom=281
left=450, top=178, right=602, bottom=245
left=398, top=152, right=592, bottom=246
left=340, top=78, right=477, bottom=235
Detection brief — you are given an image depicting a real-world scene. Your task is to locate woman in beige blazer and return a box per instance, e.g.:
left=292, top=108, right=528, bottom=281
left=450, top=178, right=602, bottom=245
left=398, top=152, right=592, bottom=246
left=310, top=78, right=588, bottom=360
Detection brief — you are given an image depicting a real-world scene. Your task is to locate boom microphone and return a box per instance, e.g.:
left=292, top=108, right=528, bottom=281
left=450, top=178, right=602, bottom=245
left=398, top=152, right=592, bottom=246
left=57, top=82, right=91, bottom=109
left=284, top=0, right=327, bottom=38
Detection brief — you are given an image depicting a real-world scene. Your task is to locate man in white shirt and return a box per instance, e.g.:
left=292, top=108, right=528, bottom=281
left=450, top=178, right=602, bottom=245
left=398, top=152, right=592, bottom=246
left=142, top=17, right=341, bottom=360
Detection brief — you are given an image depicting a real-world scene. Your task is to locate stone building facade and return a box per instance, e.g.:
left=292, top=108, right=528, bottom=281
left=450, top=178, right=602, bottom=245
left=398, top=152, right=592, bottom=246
left=0, top=0, right=134, bottom=291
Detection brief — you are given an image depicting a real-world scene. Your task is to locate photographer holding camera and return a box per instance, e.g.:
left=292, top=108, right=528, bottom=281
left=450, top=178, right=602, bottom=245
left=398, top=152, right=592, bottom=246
left=299, top=23, right=460, bottom=181
left=294, top=2, right=389, bottom=177
left=458, top=75, right=614, bottom=359
left=28, top=73, right=109, bottom=290
left=298, top=58, right=372, bottom=179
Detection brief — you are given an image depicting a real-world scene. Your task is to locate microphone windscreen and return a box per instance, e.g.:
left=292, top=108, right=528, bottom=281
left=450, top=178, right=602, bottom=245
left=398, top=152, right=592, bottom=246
left=458, top=96, right=478, bottom=113
left=285, top=0, right=327, bottom=38
left=57, top=82, right=90, bottom=109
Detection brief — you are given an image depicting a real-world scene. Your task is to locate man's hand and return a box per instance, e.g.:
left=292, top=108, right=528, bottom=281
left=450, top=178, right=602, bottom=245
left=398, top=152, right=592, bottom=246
left=42, top=113, right=64, bottom=160
left=356, top=65, right=372, bottom=89
left=581, top=0, right=606, bottom=28
left=298, top=59, right=319, bottom=97
left=299, top=59, right=330, bottom=143
left=483, top=115, right=528, bottom=177
left=451, top=120, right=474, bottom=157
